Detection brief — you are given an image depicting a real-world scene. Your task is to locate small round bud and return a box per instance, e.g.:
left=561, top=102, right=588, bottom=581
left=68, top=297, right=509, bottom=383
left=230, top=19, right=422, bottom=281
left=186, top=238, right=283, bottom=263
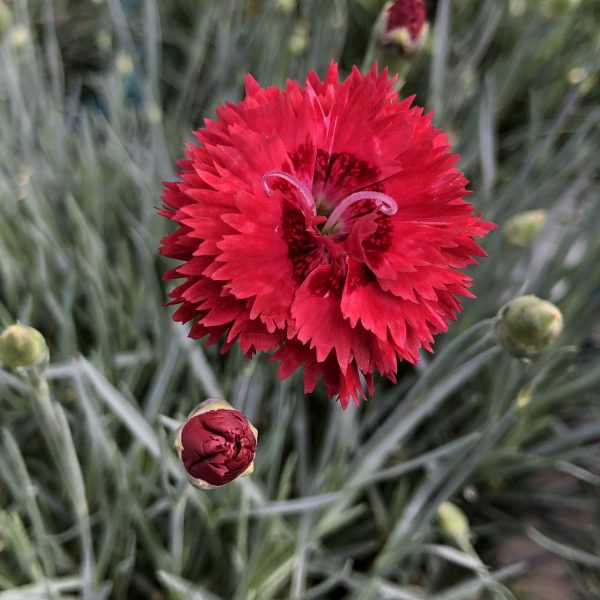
left=495, top=295, right=563, bottom=358
left=509, top=0, right=527, bottom=17
left=115, top=52, right=134, bottom=76
left=0, top=324, right=47, bottom=369
left=175, top=399, right=257, bottom=490
left=96, top=30, right=112, bottom=52
left=288, top=21, right=309, bottom=56
left=146, top=101, right=162, bottom=124
left=275, top=0, right=296, bottom=14
left=503, top=209, right=546, bottom=247
left=8, top=24, right=30, bottom=50
left=568, top=66, right=587, bottom=85
left=438, top=501, right=470, bottom=543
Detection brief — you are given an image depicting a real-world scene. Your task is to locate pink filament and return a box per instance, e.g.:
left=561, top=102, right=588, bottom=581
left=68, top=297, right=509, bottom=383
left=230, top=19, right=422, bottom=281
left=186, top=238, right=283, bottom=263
left=324, top=191, right=398, bottom=232
left=262, top=171, right=315, bottom=211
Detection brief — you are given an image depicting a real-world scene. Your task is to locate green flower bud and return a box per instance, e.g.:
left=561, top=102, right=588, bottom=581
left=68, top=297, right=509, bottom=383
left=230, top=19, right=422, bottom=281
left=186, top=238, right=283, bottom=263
left=438, top=502, right=470, bottom=543
left=288, top=21, right=309, bottom=56
left=96, top=29, right=112, bottom=52
left=509, top=0, right=527, bottom=17
left=115, top=52, right=134, bottom=76
left=503, top=209, right=546, bottom=246
left=0, top=324, right=47, bottom=369
left=8, top=24, right=29, bottom=49
left=275, top=0, right=296, bottom=14
left=495, top=295, right=563, bottom=358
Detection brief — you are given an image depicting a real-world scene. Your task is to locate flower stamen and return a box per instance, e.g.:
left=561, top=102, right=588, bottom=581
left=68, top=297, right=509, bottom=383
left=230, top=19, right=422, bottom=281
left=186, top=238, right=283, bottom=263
left=262, top=171, right=315, bottom=212
left=324, top=191, right=398, bottom=232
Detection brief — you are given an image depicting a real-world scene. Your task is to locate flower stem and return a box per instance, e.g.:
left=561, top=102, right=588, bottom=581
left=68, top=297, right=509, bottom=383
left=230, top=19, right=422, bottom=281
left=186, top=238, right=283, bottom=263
left=21, top=364, right=96, bottom=596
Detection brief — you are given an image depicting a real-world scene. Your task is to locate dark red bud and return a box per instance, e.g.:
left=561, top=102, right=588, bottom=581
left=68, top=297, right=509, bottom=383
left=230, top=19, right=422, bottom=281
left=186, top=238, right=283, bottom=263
left=386, top=0, right=427, bottom=40
left=180, top=408, right=257, bottom=487
left=381, top=0, right=429, bottom=55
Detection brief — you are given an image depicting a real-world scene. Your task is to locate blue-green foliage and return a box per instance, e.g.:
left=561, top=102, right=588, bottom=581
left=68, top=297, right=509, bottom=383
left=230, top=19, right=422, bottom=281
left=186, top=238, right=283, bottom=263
left=0, top=1, right=599, bottom=598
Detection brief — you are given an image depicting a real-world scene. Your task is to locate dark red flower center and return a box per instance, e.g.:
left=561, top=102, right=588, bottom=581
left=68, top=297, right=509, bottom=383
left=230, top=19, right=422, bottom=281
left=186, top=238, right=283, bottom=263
left=263, top=170, right=397, bottom=285
left=263, top=171, right=396, bottom=232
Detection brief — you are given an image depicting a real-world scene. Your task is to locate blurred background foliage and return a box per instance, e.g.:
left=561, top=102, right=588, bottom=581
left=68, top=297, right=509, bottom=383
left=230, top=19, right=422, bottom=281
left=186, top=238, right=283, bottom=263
left=0, top=0, right=599, bottom=598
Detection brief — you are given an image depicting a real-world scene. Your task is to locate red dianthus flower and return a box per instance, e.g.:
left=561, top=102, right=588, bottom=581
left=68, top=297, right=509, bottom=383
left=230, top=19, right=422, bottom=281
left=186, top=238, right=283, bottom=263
left=160, top=62, right=494, bottom=408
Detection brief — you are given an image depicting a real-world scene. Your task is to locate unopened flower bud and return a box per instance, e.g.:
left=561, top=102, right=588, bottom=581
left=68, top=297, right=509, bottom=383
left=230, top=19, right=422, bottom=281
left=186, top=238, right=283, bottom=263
left=115, top=52, right=134, bottom=76
left=438, top=501, right=470, bottom=543
left=175, top=399, right=257, bottom=490
left=0, top=324, right=47, bottom=369
left=379, top=0, right=428, bottom=56
left=495, top=295, right=563, bottom=358
left=8, top=24, right=29, bottom=50
left=275, top=0, right=296, bottom=14
left=503, top=209, right=546, bottom=246
left=509, top=0, right=527, bottom=17
left=288, top=20, right=309, bottom=56
left=96, top=30, right=112, bottom=52
left=146, top=101, right=162, bottom=124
